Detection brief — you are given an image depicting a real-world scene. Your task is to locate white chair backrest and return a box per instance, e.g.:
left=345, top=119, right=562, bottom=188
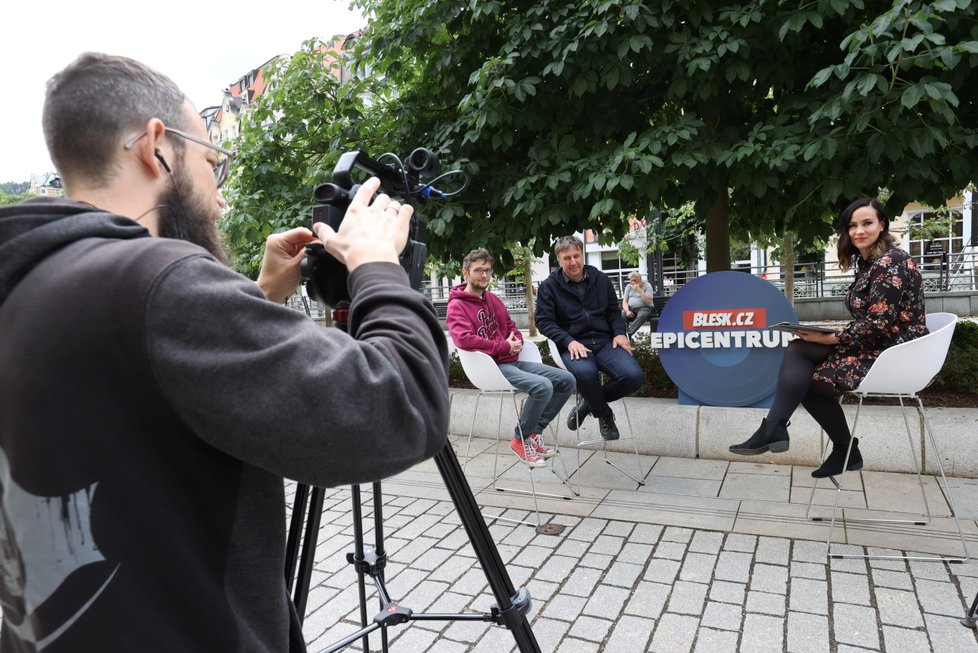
left=545, top=339, right=569, bottom=371
left=854, top=312, right=957, bottom=395
left=519, top=339, right=543, bottom=364
left=455, top=348, right=516, bottom=392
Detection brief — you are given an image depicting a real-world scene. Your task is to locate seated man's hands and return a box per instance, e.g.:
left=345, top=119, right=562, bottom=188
left=567, top=340, right=592, bottom=360
left=612, top=334, right=633, bottom=354
left=507, top=331, right=523, bottom=355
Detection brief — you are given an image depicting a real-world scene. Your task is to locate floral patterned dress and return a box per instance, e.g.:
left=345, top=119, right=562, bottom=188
left=813, top=246, right=928, bottom=393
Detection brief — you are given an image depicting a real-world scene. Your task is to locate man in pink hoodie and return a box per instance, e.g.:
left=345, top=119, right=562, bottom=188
left=447, top=249, right=575, bottom=467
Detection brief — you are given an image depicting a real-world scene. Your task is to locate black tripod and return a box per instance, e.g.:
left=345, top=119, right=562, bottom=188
left=963, top=590, right=978, bottom=629
left=284, top=308, right=540, bottom=652
left=285, top=444, right=540, bottom=652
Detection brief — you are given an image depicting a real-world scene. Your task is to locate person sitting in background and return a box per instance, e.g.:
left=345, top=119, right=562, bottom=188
left=729, top=198, right=928, bottom=478
left=621, top=271, right=656, bottom=340
left=447, top=249, right=575, bottom=467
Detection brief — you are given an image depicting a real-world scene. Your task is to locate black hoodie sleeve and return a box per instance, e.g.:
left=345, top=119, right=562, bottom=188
left=144, top=256, right=449, bottom=487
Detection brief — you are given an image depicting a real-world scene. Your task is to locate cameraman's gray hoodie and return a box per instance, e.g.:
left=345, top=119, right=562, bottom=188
left=0, top=198, right=448, bottom=652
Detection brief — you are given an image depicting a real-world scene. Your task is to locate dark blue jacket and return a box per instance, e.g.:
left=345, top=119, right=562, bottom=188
left=535, top=265, right=627, bottom=351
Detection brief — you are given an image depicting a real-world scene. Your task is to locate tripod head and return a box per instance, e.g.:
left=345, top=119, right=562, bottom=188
left=301, top=147, right=466, bottom=308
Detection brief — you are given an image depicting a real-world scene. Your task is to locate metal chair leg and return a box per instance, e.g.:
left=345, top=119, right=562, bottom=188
left=486, top=394, right=572, bottom=532
left=572, top=397, right=646, bottom=495
left=812, top=394, right=969, bottom=562
left=917, top=396, right=969, bottom=563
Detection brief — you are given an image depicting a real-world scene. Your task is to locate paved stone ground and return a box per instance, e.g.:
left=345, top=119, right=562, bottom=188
left=295, top=482, right=978, bottom=652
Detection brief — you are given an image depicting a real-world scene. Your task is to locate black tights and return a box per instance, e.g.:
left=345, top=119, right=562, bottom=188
left=767, top=340, right=852, bottom=449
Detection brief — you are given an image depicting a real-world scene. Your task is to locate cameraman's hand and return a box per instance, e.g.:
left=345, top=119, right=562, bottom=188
left=313, top=177, right=413, bottom=272
left=257, top=227, right=317, bottom=303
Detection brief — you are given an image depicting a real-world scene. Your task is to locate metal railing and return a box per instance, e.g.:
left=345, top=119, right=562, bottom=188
left=292, top=251, right=978, bottom=322
left=918, top=249, right=978, bottom=292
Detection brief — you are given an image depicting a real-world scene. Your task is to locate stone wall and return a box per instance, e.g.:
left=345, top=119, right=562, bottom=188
left=448, top=390, right=978, bottom=477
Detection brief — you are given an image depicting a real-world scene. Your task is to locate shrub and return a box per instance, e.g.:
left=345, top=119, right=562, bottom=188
left=932, top=320, right=978, bottom=395
left=449, top=322, right=978, bottom=401
left=448, top=351, right=474, bottom=389
left=629, top=340, right=675, bottom=397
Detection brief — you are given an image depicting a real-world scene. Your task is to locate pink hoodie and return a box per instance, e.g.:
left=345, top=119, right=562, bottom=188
left=446, top=283, right=523, bottom=363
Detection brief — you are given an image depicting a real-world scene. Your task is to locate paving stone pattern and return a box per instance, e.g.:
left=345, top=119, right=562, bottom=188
left=296, top=485, right=978, bottom=652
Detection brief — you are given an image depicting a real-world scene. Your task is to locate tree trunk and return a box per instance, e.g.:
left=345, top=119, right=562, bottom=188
left=704, top=175, right=731, bottom=272
left=782, top=232, right=795, bottom=308
left=524, top=259, right=537, bottom=337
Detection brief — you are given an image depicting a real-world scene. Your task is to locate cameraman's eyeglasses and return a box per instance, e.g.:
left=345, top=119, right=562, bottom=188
left=124, top=127, right=233, bottom=188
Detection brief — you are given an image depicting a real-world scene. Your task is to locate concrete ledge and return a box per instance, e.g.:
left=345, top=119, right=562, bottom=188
left=448, top=389, right=978, bottom=478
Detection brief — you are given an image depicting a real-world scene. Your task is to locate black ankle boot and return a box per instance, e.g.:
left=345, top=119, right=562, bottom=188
left=729, top=418, right=790, bottom=455
left=811, top=438, right=863, bottom=478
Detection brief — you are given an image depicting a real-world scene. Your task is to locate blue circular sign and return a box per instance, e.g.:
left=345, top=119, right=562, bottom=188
left=655, top=271, right=798, bottom=407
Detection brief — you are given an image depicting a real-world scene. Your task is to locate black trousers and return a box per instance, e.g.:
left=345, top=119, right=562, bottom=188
left=767, top=340, right=852, bottom=449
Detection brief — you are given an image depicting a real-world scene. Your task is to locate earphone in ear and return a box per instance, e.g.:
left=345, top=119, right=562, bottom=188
left=154, top=150, right=171, bottom=173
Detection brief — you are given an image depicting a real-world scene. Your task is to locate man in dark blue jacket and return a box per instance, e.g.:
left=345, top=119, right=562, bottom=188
left=535, top=236, right=644, bottom=440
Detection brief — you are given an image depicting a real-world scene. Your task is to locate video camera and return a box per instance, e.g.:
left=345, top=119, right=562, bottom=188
left=301, top=148, right=461, bottom=308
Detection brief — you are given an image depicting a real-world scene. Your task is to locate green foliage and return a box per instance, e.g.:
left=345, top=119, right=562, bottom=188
left=221, top=39, right=397, bottom=278
left=224, top=2, right=978, bottom=279
left=931, top=320, right=978, bottom=395
left=629, top=340, right=676, bottom=396
left=345, top=0, right=978, bottom=273
left=806, top=0, right=978, bottom=213
left=0, top=190, right=29, bottom=207
left=450, top=321, right=978, bottom=401
left=616, top=234, right=644, bottom=267
left=448, top=351, right=474, bottom=389
left=449, top=338, right=675, bottom=398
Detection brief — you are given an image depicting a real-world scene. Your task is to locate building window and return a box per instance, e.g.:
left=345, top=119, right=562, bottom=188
left=906, top=209, right=963, bottom=269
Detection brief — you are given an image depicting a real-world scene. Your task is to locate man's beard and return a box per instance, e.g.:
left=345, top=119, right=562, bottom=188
left=158, top=164, right=229, bottom=264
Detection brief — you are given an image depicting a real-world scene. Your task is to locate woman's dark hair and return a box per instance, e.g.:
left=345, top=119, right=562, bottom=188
left=836, top=198, right=897, bottom=271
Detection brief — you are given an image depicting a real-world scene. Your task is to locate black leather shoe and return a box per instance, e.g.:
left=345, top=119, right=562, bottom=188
left=812, top=439, right=863, bottom=478
left=598, top=413, right=620, bottom=440
left=729, top=418, right=790, bottom=455
left=567, top=397, right=589, bottom=431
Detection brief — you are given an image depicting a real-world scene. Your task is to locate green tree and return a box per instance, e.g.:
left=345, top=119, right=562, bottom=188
left=348, top=0, right=977, bottom=270
left=225, top=2, right=978, bottom=279
left=805, top=0, right=978, bottom=215
left=0, top=189, right=28, bottom=207
left=221, top=38, right=397, bottom=278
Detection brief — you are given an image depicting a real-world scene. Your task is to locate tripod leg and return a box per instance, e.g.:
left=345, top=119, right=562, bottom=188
left=963, top=591, right=978, bottom=629
left=433, top=443, right=541, bottom=653
left=349, top=485, right=371, bottom=651
left=371, top=482, right=390, bottom=652
left=294, top=486, right=326, bottom=622
left=285, top=483, right=310, bottom=592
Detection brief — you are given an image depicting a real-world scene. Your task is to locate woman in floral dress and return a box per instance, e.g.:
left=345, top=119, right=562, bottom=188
left=730, top=198, right=927, bottom=478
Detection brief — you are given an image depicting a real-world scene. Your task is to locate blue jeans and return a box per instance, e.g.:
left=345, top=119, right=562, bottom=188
left=498, top=361, right=576, bottom=439
left=624, top=307, right=655, bottom=337
left=561, top=342, right=644, bottom=418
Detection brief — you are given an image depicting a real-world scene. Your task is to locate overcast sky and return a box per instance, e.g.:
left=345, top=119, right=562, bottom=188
left=1, top=0, right=365, bottom=183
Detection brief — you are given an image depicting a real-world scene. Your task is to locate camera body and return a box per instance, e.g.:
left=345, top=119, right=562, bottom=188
left=301, top=148, right=439, bottom=307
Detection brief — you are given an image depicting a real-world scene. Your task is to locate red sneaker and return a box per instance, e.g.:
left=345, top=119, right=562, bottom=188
left=510, top=437, right=546, bottom=468
left=528, top=433, right=556, bottom=459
